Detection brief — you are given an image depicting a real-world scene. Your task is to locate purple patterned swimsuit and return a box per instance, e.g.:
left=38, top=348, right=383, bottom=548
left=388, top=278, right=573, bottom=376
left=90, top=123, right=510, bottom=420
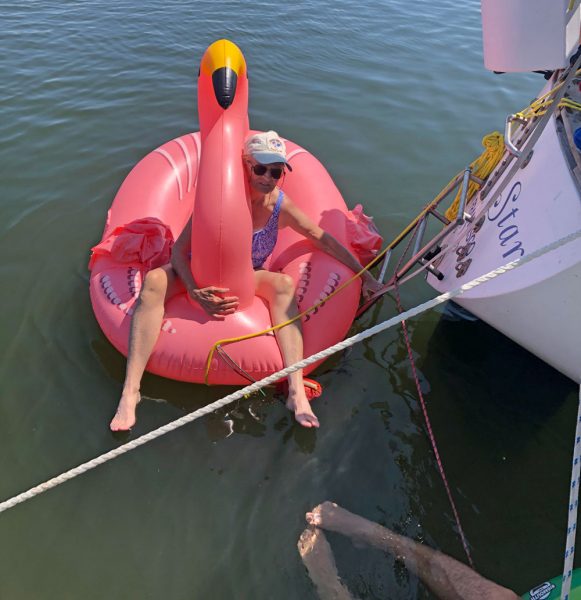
left=252, top=190, right=284, bottom=269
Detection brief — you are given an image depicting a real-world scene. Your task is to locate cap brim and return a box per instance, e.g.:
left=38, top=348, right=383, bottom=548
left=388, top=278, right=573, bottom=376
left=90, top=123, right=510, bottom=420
left=252, top=152, right=293, bottom=171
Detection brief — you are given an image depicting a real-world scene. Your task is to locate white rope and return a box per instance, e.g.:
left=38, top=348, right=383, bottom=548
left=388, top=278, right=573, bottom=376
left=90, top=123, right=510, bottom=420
left=562, top=385, right=581, bottom=600
left=0, top=229, right=580, bottom=515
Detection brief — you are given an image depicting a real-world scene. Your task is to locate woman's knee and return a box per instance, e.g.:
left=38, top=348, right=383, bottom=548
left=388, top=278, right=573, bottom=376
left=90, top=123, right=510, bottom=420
left=139, top=268, right=169, bottom=304
left=255, top=272, right=296, bottom=303
left=273, top=274, right=295, bottom=297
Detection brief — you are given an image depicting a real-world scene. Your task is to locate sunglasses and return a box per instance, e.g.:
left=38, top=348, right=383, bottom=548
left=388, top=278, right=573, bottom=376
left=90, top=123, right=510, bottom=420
left=251, top=164, right=284, bottom=180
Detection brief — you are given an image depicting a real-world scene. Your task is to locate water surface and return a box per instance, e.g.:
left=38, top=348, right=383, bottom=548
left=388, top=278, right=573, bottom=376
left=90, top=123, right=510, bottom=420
left=0, top=1, right=577, bottom=598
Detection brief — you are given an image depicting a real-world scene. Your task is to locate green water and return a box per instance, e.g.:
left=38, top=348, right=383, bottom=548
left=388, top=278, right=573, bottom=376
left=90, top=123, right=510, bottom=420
left=1, top=1, right=578, bottom=598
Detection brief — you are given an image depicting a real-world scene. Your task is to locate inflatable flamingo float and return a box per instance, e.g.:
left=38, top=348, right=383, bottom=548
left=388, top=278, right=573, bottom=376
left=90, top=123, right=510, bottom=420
left=89, top=40, right=379, bottom=385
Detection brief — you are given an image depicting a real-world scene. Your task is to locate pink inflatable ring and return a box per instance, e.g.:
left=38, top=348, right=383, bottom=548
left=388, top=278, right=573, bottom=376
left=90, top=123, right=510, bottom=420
left=89, top=40, right=376, bottom=385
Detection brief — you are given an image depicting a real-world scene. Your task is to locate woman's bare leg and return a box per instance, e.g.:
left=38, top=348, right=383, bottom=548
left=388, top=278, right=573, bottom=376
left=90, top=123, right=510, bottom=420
left=110, top=265, right=182, bottom=431
left=255, top=270, right=319, bottom=428
left=305, top=502, right=518, bottom=600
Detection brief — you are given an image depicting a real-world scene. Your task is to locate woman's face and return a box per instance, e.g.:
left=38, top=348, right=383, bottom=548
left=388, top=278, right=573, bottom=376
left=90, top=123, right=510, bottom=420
left=246, top=158, right=285, bottom=194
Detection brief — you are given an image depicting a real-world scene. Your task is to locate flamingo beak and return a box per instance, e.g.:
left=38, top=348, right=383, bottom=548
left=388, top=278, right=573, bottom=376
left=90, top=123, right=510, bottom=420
left=212, top=66, right=237, bottom=109
left=200, top=39, right=247, bottom=110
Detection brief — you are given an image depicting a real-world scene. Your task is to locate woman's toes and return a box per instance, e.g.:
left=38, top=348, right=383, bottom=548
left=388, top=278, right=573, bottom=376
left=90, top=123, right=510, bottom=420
left=296, top=413, right=319, bottom=428
left=297, top=415, right=313, bottom=428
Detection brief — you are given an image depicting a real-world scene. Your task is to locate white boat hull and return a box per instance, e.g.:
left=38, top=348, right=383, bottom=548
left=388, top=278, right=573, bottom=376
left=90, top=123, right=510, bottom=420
left=449, top=262, right=581, bottom=382
left=427, top=107, right=581, bottom=383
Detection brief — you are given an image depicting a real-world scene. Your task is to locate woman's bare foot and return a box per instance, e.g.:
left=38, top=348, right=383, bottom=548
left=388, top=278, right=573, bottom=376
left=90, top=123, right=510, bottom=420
left=287, top=391, right=320, bottom=428
left=110, top=391, right=141, bottom=431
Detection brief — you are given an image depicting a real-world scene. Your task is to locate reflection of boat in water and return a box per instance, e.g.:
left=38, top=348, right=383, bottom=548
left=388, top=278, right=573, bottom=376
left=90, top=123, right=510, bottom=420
left=378, top=1, right=581, bottom=384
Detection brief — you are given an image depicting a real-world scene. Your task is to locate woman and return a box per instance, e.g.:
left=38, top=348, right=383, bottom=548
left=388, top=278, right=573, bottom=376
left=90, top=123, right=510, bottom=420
left=110, top=131, right=382, bottom=431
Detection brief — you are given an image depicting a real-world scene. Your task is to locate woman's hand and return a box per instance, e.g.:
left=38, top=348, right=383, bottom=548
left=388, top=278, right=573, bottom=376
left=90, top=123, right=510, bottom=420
left=361, top=274, right=385, bottom=299
left=189, top=287, right=239, bottom=319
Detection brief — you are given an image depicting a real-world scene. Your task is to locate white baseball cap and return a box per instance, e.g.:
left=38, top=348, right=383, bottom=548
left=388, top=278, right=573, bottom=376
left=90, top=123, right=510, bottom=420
left=243, top=130, right=293, bottom=171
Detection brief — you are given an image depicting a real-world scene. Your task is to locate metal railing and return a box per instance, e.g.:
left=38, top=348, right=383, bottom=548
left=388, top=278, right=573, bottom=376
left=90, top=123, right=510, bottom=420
left=377, top=52, right=581, bottom=289
left=377, top=167, right=478, bottom=287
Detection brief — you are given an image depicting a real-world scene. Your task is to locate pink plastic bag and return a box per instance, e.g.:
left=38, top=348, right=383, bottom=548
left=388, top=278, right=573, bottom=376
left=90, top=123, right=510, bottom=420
left=346, top=204, right=383, bottom=265
left=89, top=217, right=174, bottom=271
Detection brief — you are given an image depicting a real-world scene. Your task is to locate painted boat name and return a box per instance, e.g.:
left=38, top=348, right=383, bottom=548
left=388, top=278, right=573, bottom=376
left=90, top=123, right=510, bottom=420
left=487, top=181, right=525, bottom=259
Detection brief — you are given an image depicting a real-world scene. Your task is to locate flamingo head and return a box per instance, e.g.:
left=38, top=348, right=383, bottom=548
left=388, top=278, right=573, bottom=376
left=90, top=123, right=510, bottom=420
left=200, top=39, right=247, bottom=110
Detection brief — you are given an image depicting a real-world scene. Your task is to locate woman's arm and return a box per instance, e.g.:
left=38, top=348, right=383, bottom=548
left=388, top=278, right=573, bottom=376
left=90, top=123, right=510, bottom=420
left=170, top=221, right=197, bottom=291
left=170, top=221, right=239, bottom=318
left=279, top=195, right=383, bottom=297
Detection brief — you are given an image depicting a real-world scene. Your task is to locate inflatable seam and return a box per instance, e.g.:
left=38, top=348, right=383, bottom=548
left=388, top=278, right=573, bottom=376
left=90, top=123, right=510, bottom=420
left=286, top=148, right=308, bottom=162
left=174, top=138, right=193, bottom=193
left=154, top=148, right=184, bottom=201
left=190, top=133, right=201, bottom=190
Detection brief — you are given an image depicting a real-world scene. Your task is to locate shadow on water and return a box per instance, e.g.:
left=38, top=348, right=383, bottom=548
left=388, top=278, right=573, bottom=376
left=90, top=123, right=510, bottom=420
left=331, top=294, right=578, bottom=597
left=423, top=302, right=573, bottom=432
left=394, top=302, right=578, bottom=591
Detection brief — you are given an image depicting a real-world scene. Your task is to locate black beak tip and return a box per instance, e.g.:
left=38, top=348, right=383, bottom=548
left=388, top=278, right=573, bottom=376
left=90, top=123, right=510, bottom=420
left=212, top=67, right=238, bottom=109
